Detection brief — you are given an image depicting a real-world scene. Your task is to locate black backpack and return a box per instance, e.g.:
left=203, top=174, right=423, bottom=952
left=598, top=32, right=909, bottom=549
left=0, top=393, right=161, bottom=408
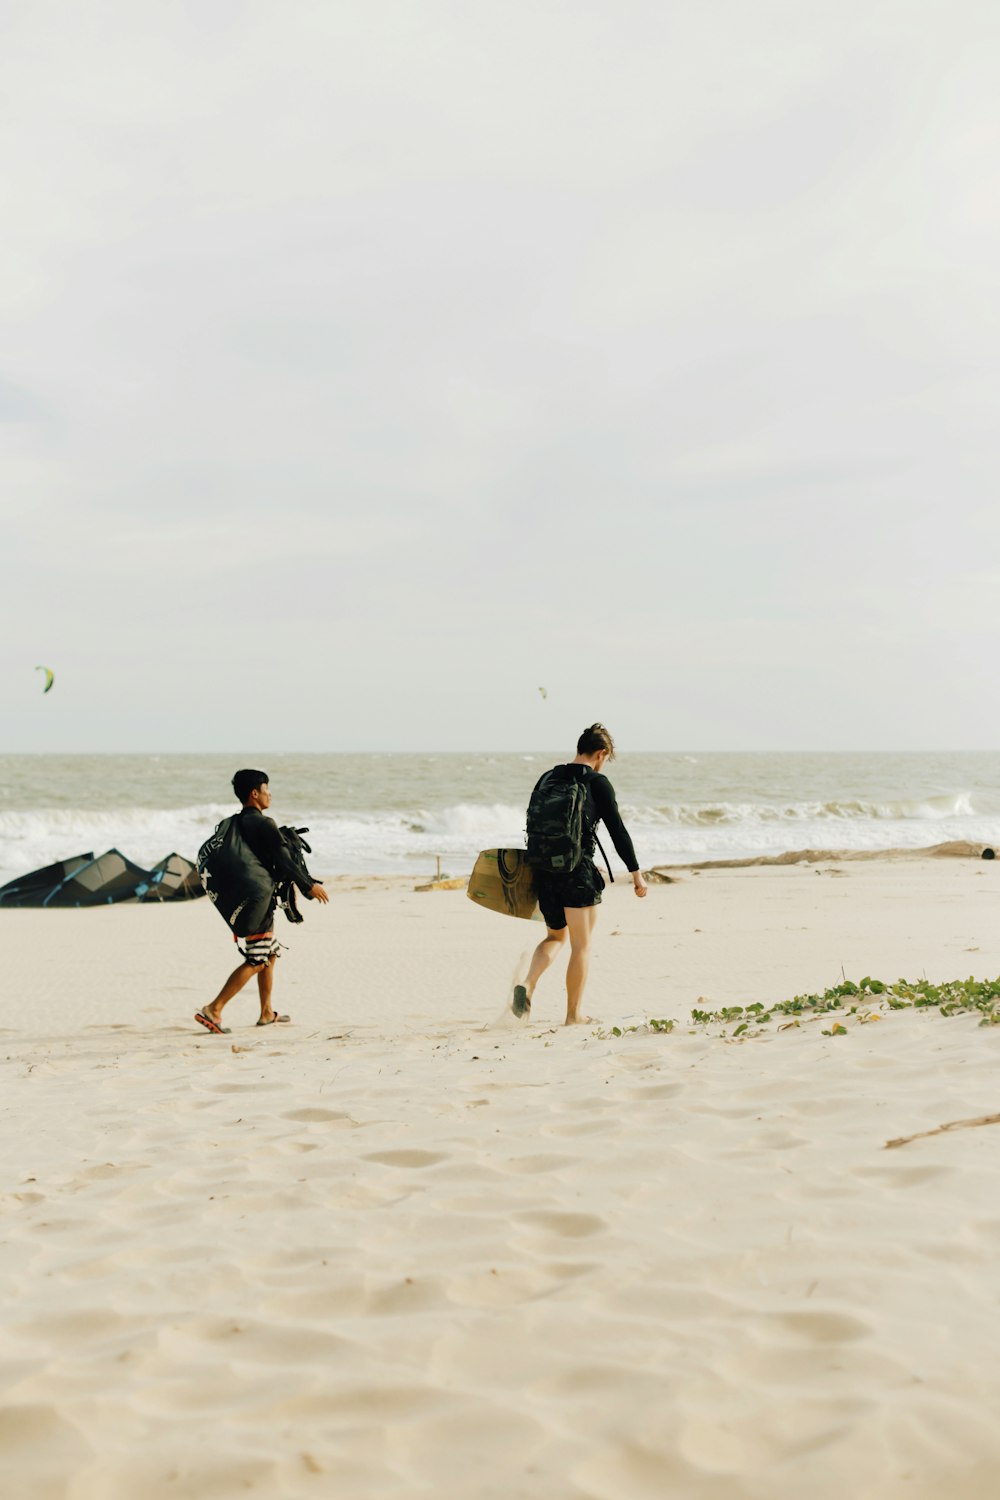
left=526, top=770, right=589, bottom=875
left=197, top=815, right=274, bottom=935
left=197, top=820, right=315, bottom=933
left=274, top=827, right=313, bottom=924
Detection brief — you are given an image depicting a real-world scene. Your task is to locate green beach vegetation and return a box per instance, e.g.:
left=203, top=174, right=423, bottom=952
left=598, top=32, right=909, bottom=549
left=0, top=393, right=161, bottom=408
left=594, top=975, right=1000, bottom=1041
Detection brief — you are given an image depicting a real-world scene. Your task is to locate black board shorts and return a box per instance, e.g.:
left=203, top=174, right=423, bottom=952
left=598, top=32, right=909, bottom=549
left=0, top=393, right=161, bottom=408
left=534, top=860, right=605, bottom=932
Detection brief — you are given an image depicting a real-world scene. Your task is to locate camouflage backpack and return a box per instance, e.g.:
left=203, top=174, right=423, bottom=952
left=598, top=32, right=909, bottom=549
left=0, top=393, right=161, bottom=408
left=525, top=770, right=589, bottom=875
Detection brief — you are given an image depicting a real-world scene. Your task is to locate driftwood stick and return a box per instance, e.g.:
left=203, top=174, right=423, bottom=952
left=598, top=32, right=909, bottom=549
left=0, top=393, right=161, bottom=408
left=884, top=1112, right=1000, bottom=1149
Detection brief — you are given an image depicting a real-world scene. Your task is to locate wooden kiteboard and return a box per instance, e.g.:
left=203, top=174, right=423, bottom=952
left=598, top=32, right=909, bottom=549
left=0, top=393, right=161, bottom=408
left=467, top=848, right=541, bottom=920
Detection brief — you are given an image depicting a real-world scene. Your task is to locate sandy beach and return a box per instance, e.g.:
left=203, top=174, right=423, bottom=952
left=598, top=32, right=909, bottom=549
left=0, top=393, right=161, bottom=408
left=4, top=855, right=1000, bottom=1498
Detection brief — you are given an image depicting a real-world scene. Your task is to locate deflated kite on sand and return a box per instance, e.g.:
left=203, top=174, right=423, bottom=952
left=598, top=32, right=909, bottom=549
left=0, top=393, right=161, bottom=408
left=0, top=851, right=204, bottom=907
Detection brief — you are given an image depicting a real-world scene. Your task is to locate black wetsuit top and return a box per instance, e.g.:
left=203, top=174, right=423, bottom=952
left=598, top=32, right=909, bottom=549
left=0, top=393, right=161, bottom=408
left=237, top=809, right=315, bottom=896
left=531, top=764, right=639, bottom=874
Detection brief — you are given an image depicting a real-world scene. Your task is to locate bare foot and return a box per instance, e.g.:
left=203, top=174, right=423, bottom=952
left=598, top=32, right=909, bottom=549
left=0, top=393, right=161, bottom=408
left=564, top=1014, right=595, bottom=1026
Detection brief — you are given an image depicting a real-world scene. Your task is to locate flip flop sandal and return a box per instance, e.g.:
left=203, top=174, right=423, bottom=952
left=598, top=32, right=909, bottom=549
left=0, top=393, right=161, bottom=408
left=195, top=1011, right=231, bottom=1034
left=256, top=1014, right=290, bottom=1026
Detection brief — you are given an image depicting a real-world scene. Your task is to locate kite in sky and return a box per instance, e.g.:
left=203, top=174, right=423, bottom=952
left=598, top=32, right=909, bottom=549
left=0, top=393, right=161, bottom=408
left=538, top=686, right=547, bottom=700
left=35, top=665, right=54, bottom=694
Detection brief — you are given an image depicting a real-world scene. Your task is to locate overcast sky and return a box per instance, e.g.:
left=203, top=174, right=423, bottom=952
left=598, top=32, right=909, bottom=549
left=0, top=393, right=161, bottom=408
left=3, top=0, right=999, bottom=752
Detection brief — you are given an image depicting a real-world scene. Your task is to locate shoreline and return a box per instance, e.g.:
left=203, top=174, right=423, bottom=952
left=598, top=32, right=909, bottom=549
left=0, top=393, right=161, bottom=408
left=1, top=836, right=995, bottom=905
left=648, top=836, right=995, bottom=873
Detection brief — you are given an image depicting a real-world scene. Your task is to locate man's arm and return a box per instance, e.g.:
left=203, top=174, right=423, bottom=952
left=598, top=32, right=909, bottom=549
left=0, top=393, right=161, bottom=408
left=591, top=774, right=647, bottom=898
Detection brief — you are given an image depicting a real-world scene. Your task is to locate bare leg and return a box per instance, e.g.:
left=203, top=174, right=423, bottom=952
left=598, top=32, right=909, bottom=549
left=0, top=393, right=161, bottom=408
left=564, top=904, right=598, bottom=1024
left=201, top=961, right=260, bottom=1025
left=256, top=953, right=282, bottom=1023
left=525, top=928, right=567, bottom=999
left=512, top=927, right=566, bottom=1016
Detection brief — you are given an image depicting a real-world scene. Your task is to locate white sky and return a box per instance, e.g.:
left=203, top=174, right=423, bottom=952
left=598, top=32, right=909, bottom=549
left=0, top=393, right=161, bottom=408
left=3, top=0, right=999, bottom=751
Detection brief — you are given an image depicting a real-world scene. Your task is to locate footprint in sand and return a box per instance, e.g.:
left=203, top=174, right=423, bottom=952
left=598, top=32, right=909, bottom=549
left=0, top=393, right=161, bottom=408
left=722, top=1337, right=903, bottom=1392
left=269, top=1384, right=446, bottom=1425
left=78, top=1162, right=147, bottom=1182
left=283, top=1108, right=351, bottom=1123
left=209, top=1082, right=283, bottom=1095
left=9, top=1306, right=146, bottom=1353
left=544, top=1260, right=599, bottom=1281
left=544, top=1119, right=609, bottom=1138
left=626, top=1083, right=685, bottom=1101
left=392, top=1408, right=550, bottom=1476
left=368, top=1277, right=449, bottom=1314
left=158, top=1315, right=350, bottom=1364
left=771, top=1308, right=870, bottom=1343
left=514, top=1209, right=606, bottom=1238
left=447, top=1266, right=562, bottom=1308
left=0, top=1402, right=92, bottom=1473
left=100, top=1454, right=280, bottom=1494
left=362, top=1149, right=446, bottom=1169
left=31, top=1216, right=89, bottom=1235
left=688, top=1102, right=759, bottom=1119
left=262, top=1281, right=371, bottom=1320
left=853, top=1162, right=951, bottom=1188
left=1, top=1191, right=45, bottom=1209
left=501, top=1153, right=578, bottom=1175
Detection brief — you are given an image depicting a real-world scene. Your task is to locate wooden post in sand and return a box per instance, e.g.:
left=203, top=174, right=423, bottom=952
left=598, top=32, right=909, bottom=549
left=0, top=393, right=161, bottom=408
left=415, top=854, right=465, bottom=892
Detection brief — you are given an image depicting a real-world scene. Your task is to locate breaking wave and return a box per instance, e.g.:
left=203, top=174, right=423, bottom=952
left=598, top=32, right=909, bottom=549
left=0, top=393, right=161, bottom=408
left=0, top=802, right=529, bottom=884
left=634, top=793, right=976, bottom=826
left=0, top=788, right=995, bottom=884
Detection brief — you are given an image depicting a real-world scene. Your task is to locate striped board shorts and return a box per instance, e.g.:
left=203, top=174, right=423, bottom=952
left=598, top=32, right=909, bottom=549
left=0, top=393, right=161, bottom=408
left=235, top=931, right=281, bottom=967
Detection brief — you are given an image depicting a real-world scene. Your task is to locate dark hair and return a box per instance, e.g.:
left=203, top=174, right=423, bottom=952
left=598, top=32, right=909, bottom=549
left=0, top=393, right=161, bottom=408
left=576, top=723, right=615, bottom=759
left=233, top=768, right=268, bottom=803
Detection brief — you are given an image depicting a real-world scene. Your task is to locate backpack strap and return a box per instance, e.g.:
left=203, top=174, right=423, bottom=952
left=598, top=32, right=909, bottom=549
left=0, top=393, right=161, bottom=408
left=594, top=833, right=613, bottom=883
left=578, top=765, right=612, bottom=882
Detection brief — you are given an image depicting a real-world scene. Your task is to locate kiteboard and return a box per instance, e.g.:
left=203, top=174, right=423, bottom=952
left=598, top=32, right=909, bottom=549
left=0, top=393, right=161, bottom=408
left=467, top=848, right=541, bottom=920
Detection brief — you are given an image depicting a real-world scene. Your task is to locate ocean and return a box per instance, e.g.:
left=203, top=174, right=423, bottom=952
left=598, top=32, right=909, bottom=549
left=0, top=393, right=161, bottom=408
left=0, top=751, right=998, bottom=888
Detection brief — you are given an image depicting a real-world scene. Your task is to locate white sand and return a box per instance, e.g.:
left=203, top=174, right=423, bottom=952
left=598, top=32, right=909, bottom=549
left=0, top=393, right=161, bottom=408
left=3, top=858, right=1000, bottom=1498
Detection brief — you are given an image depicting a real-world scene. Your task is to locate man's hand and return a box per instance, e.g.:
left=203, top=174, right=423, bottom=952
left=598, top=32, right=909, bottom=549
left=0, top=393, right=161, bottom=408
left=632, top=873, right=648, bottom=899
left=309, top=883, right=330, bottom=904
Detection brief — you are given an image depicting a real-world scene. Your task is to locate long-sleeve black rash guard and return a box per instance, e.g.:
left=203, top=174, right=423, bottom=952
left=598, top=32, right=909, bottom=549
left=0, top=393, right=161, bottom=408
left=237, top=809, right=315, bottom=896
left=585, top=769, right=639, bottom=873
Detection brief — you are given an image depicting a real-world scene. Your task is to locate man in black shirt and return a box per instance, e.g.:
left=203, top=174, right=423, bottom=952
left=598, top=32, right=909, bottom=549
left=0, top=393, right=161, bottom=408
left=518, top=724, right=646, bottom=1025
left=195, top=769, right=329, bottom=1034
